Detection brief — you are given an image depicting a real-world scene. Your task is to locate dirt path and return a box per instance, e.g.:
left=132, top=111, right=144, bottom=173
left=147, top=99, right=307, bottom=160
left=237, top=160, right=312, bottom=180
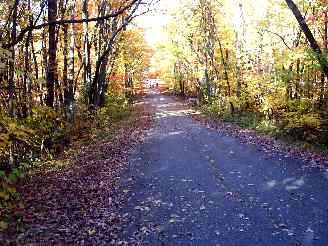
left=118, top=92, right=328, bottom=245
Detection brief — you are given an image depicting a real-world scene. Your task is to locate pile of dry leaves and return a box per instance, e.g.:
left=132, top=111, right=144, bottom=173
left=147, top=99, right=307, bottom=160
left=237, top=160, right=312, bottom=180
left=192, top=112, right=328, bottom=168
left=1, top=96, right=154, bottom=245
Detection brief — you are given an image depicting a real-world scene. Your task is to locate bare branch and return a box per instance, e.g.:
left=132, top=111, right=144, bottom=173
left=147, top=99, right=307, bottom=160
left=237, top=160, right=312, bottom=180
left=263, top=29, right=292, bottom=50
left=3, top=0, right=138, bottom=49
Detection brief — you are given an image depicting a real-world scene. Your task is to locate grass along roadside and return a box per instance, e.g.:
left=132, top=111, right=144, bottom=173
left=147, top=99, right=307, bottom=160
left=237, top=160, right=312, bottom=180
left=187, top=102, right=328, bottom=167
left=220, top=113, right=328, bottom=156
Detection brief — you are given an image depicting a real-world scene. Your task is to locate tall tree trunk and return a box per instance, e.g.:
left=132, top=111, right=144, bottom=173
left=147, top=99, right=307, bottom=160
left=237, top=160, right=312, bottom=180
left=63, top=23, right=69, bottom=111
left=217, top=38, right=230, bottom=96
left=41, top=12, right=47, bottom=105
left=95, top=55, right=108, bottom=106
left=27, top=0, right=33, bottom=115
left=66, top=5, right=76, bottom=121
left=295, top=58, right=300, bottom=99
left=22, top=28, right=32, bottom=118
left=7, top=0, right=19, bottom=169
left=83, top=0, right=91, bottom=103
left=235, top=2, right=244, bottom=98
left=31, top=37, right=39, bottom=105
left=320, top=9, right=328, bottom=106
left=62, top=25, right=68, bottom=85
left=46, top=0, right=58, bottom=108
left=235, top=33, right=242, bottom=98
left=8, top=0, right=19, bottom=118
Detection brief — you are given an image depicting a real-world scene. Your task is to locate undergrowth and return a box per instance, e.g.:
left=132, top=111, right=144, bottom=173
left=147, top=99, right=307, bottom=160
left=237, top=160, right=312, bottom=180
left=200, top=100, right=328, bottom=156
left=0, top=94, right=132, bottom=231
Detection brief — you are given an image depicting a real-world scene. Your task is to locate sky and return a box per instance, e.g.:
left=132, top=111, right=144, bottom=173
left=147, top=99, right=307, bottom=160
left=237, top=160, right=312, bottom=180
left=136, top=0, right=271, bottom=48
left=136, top=0, right=179, bottom=47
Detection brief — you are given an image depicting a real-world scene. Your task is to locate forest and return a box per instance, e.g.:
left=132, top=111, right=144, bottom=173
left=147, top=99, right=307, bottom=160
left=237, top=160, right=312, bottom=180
left=0, top=0, right=154, bottom=231
left=1, top=0, right=328, bottom=243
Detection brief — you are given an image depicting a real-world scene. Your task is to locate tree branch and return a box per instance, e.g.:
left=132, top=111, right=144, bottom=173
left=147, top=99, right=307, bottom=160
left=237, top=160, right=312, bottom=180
left=3, top=0, right=138, bottom=49
left=89, top=0, right=143, bottom=105
left=263, top=29, right=292, bottom=50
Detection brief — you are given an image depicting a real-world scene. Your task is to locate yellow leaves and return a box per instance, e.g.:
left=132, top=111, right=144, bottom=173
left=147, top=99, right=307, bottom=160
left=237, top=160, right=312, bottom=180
left=260, top=89, right=286, bottom=113
left=119, top=29, right=153, bottom=64
left=285, top=112, right=321, bottom=130
left=0, top=221, right=8, bottom=231
left=0, top=46, right=12, bottom=72
left=228, top=95, right=249, bottom=111
left=0, top=168, right=22, bottom=231
left=111, top=28, right=152, bottom=89
left=8, top=122, right=34, bottom=143
left=0, top=191, right=10, bottom=200
left=0, top=117, right=35, bottom=152
left=32, top=106, right=58, bottom=121
left=0, top=133, right=9, bottom=149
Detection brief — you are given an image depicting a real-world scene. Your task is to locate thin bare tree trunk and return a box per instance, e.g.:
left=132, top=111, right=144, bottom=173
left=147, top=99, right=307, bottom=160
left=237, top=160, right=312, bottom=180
left=23, top=29, right=31, bottom=118
left=218, top=39, right=230, bottom=96
left=83, top=0, right=91, bottom=103
left=320, top=10, right=328, bottom=106
left=8, top=0, right=19, bottom=118
left=46, top=0, right=58, bottom=108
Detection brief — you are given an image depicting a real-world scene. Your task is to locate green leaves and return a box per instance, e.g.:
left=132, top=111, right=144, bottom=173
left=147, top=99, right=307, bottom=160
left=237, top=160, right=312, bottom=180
left=0, top=168, right=23, bottom=232
left=0, top=117, right=35, bottom=153
left=96, top=94, right=131, bottom=127
left=0, top=221, right=8, bottom=231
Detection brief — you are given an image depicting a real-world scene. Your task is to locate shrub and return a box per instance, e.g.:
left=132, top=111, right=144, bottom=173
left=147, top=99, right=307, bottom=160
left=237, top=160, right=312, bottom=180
left=25, top=106, right=70, bottom=156
left=200, top=97, right=228, bottom=118
left=96, top=95, right=131, bottom=127
left=0, top=117, right=35, bottom=169
left=281, top=112, right=321, bottom=142
left=0, top=168, right=24, bottom=231
left=286, top=99, right=313, bottom=113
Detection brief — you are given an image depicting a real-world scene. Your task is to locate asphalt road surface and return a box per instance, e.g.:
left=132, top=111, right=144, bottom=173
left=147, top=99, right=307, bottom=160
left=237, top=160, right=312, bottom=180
left=119, top=92, right=328, bottom=246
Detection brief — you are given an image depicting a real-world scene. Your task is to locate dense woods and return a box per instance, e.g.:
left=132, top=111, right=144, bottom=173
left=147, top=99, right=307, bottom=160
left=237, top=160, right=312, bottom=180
left=0, top=0, right=153, bottom=166
left=160, top=0, right=328, bottom=152
left=0, top=0, right=153, bottom=228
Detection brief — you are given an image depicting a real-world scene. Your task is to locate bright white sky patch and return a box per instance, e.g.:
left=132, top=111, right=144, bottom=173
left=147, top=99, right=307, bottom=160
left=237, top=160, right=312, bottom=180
left=136, top=0, right=179, bottom=47
left=136, top=0, right=270, bottom=47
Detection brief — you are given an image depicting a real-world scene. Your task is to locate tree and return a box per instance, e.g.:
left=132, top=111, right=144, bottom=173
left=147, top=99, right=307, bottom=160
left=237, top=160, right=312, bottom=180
left=46, top=0, right=58, bottom=108
left=88, top=0, right=143, bottom=107
left=0, top=0, right=155, bottom=170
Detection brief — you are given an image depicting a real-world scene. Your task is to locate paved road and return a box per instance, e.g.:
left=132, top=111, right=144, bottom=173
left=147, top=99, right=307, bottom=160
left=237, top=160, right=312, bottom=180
left=119, top=92, right=328, bottom=246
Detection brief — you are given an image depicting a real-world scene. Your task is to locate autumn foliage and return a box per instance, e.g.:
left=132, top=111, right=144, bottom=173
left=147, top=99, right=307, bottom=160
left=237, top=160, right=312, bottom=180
left=160, top=0, right=328, bottom=151
left=0, top=0, right=153, bottom=229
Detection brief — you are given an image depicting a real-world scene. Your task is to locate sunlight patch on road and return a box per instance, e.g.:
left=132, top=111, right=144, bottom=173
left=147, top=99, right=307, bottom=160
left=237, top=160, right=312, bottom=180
left=167, top=131, right=185, bottom=136
left=157, top=102, right=181, bottom=108
left=134, top=101, right=146, bottom=106
left=266, top=180, right=277, bottom=189
left=265, top=177, right=305, bottom=191
left=282, top=177, right=295, bottom=184
left=286, top=177, right=305, bottom=191
left=155, top=109, right=200, bottom=119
